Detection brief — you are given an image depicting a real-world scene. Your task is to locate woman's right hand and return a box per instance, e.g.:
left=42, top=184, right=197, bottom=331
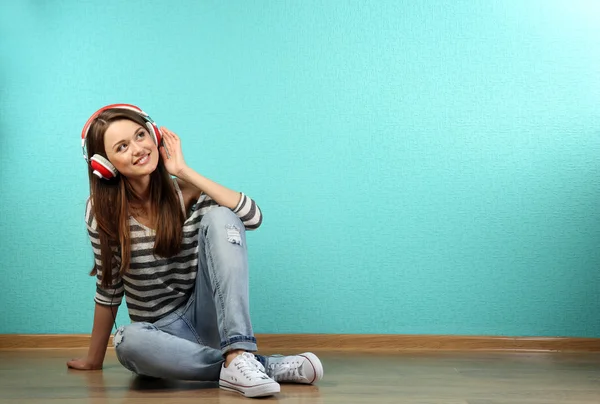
left=67, top=357, right=102, bottom=370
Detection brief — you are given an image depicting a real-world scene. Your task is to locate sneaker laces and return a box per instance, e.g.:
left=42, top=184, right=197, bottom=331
left=236, top=352, right=270, bottom=380
left=268, top=357, right=301, bottom=381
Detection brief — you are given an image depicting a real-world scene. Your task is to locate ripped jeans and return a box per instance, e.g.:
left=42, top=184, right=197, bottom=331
left=113, top=206, right=263, bottom=381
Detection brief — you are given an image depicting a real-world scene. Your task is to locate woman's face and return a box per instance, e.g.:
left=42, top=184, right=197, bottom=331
left=103, top=119, right=159, bottom=179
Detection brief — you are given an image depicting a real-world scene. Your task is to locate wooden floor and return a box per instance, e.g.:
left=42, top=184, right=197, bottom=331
left=1, top=349, right=599, bottom=403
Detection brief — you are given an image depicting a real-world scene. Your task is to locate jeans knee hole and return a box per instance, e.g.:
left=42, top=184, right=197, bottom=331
left=226, top=224, right=242, bottom=245
left=113, top=326, right=125, bottom=348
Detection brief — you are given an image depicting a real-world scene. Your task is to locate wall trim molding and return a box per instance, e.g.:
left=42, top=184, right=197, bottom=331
left=1, top=334, right=599, bottom=352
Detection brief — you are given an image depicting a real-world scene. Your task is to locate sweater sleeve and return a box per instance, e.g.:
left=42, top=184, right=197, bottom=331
left=192, top=192, right=263, bottom=230
left=85, top=198, right=124, bottom=306
left=233, top=193, right=263, bottom=230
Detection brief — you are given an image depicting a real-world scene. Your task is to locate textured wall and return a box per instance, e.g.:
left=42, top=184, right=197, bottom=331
left=1, top=1, right=599, bottom=336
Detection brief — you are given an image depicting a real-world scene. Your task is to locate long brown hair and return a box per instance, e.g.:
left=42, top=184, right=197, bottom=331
left=85, top=109, right=185, bottom=287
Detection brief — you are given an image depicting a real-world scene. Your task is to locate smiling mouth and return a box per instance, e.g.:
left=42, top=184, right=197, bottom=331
left=134, top=154, right=150, bottom=165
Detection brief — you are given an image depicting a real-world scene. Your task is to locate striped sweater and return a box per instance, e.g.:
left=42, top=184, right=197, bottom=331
left=84, top=179, right=262, bottom=323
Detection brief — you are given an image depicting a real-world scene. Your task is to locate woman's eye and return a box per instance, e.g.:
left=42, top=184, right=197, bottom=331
left=117, top=144, right=127, bottom=152
left=137, top=132, right=146, bottom=139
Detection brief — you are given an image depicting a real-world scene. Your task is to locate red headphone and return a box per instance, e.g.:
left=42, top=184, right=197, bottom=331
left=81, top=103, right=162, bottom=180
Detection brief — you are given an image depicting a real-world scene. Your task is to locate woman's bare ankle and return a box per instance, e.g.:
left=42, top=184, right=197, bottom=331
left=224, top=349, right=245, bottom=368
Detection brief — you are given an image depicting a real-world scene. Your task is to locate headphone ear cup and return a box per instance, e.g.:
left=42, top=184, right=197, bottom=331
left=146, top=122, right=161, bottom=145
left=90, top=154, right=118, bottom=180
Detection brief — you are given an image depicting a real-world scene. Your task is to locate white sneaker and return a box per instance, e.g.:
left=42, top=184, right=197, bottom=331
left=219, top=352, right=280, bottom=398
left=266, top=352, right=324, bottom=384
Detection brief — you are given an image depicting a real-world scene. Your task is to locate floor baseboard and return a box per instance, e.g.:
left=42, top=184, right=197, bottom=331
left=1, top=334, right=599, bottom=352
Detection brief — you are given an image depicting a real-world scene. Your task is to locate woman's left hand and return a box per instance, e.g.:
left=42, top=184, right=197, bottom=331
left=159, top=127, right=188, bottom=177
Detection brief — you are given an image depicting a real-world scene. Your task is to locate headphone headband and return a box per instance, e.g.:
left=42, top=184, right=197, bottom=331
left=80, top=103, right=154, bottom=151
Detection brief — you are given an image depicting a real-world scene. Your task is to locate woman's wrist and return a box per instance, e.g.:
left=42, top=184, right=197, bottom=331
left=175, top=165, right=193, bottom=182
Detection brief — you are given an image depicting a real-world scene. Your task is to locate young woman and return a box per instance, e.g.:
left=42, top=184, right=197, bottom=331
left=66, top=104, right=323, bottom=398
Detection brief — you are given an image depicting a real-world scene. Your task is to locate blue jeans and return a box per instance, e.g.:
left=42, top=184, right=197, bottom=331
left=114, top=207, right=262, bottom=381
